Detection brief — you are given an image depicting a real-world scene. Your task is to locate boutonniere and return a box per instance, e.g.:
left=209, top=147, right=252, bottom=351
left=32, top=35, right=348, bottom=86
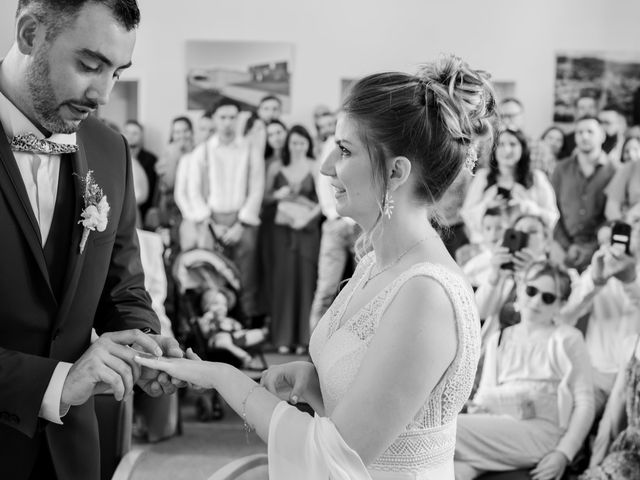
left=77, top=170, right=110, bottom=254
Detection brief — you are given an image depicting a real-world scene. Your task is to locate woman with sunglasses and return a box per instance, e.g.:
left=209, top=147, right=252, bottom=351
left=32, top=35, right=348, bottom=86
left=455, top=261, right=595, bottom=480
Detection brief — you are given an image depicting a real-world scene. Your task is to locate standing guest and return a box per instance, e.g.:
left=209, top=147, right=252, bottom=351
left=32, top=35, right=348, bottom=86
left=455, top=261, right=595, bottom=480
left=530, top=125, right=565, bottom=177
left=308, top=133, right=359, bottom=332
left=605, top=136, right=640, bottom=220
left=313, top=108, right=337, bottom=158
left=257, top=119, right=288, bottom=322
left=499, top=97, right=526, bottom=132
left=599, top=105, right=627, bottom=165
left=175, top=99, right=265, bottom=323
left=257, top=95, right=282, bottom=124
left=135, top=54, right=494, bottom=479
left=552, top=116, right=615, bottom=272
left=265, top=125, right=321, bottom=354
left=0, top=1, right=184, bottom=479
left=559, top=93, right=600, bottom=159
left=195, top=110, right=215, bottom=145
left=123, top=119, right=157, bottom=223
left=461, top=128, right=558, bottom=244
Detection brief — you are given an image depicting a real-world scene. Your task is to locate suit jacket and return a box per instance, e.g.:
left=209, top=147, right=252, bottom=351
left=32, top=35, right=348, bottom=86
left=0, top=116, right=159, bottom=480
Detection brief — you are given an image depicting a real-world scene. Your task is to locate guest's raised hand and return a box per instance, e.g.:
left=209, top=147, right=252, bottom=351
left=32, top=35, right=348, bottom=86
left=135, top=334, right=186, bottom=397
left=530, top=450, right=568, bottom=480
left=608, top=243, right=637, bottom=283
left=513, top=247, right=537, bottom=273
left=482, top=185, right=501, bottom=208
left=260, top=361, right=318, bottom=405
left=61, top=329, right=162, bottom=408
left=489, top=246, right=513, bottom=275
left=273, top=186, right=292, bottom=200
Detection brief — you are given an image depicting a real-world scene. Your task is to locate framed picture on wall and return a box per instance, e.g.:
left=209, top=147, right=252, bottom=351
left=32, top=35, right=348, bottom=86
left=185, top=40, right=293, bottom=113
left=554, top=51, right=640, bottom=124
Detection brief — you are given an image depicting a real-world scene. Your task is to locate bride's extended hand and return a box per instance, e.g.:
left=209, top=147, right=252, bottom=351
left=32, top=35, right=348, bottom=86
left=134, top=348, right=217, bottom=390
left=260, top=361, right=318, bottom=405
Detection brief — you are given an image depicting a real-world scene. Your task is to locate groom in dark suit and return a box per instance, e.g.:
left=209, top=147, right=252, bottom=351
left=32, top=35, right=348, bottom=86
left=0, top=1, right=184, bottom=478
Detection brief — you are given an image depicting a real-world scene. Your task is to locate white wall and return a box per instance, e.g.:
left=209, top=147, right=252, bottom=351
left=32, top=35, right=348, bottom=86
left=1, top=0, right=639, bottom=152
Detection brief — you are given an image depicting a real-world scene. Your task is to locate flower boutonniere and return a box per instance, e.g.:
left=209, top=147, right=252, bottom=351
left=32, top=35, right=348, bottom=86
left=77, top=170, right=110, bottom=254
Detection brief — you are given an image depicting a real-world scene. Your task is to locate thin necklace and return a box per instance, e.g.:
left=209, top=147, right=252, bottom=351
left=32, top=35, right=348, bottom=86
left=362, top=235, right=431, bottom=289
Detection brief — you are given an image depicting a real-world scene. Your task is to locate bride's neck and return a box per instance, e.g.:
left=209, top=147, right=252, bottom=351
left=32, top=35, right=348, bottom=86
left=371, top=209, right=435, bottom=266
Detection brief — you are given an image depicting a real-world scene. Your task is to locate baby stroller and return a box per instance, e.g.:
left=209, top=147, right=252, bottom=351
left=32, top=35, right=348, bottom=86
left=172, top=248, right=268, bottom=420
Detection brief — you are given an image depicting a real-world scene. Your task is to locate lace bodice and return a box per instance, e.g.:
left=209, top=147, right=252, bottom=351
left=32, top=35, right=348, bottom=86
left=309, top=252, right=481, bottom=474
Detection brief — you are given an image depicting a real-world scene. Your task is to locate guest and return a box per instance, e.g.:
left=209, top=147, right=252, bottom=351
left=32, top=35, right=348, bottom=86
left=559, top=93, right=600, bottom=159
left=461, top=128, right=558, bottom=244
left=530, top=125, right=565, bottom=177
left=499, top=97, right=526, bottom=132
left=551, top=116, right=615, bottom=272
left=605, top=137, right=640, bottom=220
left=599, top=105, right=627, bottom=166
left=581, top=334, right=640, bottom=479
left=460, top=206, right=506, bottom=288
left=265, top=125, right=321, bottom=354
left=557, top=205, right=640, bottom=412
left=309, top=134, right=359, bottom=332
left=175, top=99, right=265, bottom=323
left=455, top=261, right=595, bottom=480
left=123, top=120, right=158, bottom=223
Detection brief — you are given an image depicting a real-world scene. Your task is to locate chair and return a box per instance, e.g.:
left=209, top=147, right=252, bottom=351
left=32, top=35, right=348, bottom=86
left=207, top=453, right=268, bottom=480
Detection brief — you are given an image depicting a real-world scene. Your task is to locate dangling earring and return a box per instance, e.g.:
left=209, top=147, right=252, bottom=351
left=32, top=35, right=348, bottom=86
left=383, top=189, right=395, bottom=219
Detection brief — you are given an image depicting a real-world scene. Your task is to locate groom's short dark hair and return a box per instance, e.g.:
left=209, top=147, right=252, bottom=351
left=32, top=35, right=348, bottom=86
left=17, top=0, right=140, bottom=40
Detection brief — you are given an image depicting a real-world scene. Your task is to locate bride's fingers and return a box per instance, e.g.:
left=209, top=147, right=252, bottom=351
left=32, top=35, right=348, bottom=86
left=185, top=347, right=202, bottom=361
left=134, top=355, right=177, bottom=376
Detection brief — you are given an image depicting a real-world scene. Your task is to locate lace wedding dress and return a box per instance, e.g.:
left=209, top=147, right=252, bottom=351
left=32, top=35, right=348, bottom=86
left=308, top=251, right=481, bottom=479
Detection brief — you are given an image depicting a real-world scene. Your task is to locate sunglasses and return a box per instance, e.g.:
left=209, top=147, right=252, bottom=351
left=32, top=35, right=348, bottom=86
left=524, top=285, right=557, bottom=305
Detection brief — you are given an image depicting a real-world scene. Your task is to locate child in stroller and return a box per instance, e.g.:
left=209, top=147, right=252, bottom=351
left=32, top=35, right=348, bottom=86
left=172, top=248, right=268, bottom=419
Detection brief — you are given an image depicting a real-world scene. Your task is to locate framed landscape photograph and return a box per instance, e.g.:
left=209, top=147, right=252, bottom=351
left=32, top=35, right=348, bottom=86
left=554, top=51, right=640, bottom=124
left=186, top=40, right=293, bottom=112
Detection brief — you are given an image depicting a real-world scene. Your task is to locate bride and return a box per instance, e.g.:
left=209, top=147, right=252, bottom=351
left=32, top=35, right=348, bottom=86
left=135, top=54, right=496, bottom=479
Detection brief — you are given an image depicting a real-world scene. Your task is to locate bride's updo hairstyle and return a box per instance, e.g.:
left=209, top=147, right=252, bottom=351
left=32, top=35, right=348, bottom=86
left=342, top=55, right=496, bottom=211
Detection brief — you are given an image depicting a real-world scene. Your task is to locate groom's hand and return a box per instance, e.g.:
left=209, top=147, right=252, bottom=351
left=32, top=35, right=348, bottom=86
left=135, top=334, right=186, bottom=397
left=61, top=330, right=162, bottom=408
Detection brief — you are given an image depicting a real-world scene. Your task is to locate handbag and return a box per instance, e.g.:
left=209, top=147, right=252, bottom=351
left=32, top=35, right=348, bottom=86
left=274, top=196, right=316, bottom=227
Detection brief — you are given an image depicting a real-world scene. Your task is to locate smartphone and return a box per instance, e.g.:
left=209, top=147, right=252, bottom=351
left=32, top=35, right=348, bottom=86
left=611, top=221, right=632, bottom=254
left=501, top=228, right=529, bottom=270
left=497, top=186, right=511, bottom=200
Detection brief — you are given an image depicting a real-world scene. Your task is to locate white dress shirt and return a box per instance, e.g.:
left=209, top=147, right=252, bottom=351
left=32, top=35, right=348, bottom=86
left=0, top=90, right=74, bottom=424
left=175, top=135, right=264, bottom=225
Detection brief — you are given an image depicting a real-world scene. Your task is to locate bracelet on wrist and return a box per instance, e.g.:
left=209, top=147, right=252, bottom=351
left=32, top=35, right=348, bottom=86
left=241, top=384, right=263, bottom=442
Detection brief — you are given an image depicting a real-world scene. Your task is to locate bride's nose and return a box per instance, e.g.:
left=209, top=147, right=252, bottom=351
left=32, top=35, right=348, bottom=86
left=320, top=148, right=338, bottom=177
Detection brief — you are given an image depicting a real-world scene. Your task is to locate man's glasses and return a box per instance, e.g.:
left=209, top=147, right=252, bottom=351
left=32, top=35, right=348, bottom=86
left=524, top=285, right=557, bottom=305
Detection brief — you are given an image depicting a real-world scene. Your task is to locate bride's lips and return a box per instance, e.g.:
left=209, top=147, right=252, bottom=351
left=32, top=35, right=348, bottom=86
left=331, top=184, right=346, bottom=197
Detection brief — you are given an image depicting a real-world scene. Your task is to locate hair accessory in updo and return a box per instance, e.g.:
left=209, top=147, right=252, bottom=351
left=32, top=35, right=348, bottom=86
left=464, top=144, right=478, bottom=173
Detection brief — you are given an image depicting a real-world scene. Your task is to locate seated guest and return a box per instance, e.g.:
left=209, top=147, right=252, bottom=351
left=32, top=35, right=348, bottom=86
left=551, top=116, right=616, bottom=272
left=605, top=136, right=640, bottom=220
left=461, top=206, right=506, bottom=288
left=455, top=261, right=595, bottom=480
left=461, top=128, right=558, bottom=245
left=557, top=205, right=640, bottom=412
left=581, top=334, right=640, bottom=479
left=474, top=213, right=553, bottom=345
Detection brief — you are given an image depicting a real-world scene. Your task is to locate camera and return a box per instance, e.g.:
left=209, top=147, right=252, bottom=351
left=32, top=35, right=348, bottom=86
left=611, top=221, right=632, bottom=255
left=500, top=228, right=529, bottom=270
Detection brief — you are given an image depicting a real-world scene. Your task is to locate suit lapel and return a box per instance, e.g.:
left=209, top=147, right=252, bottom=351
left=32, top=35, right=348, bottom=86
left=0, top=123, right=53, bottom=296
left=55, top=136, right=89, bottom=327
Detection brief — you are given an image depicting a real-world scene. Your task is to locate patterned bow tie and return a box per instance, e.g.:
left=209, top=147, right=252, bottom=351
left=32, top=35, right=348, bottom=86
left=10, top=133, right=78, bottom=155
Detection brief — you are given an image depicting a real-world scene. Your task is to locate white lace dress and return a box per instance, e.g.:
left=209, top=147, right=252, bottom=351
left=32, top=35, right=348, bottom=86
left=308, top=252, right=481, bottom=479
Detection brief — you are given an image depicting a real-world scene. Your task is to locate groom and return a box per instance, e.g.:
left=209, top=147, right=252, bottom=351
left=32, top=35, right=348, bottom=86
left=0, top=1, right=183, bottom=479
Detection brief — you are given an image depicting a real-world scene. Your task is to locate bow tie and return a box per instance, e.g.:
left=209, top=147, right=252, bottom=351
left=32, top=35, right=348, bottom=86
left=10, top=133, right=78, bottom=155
